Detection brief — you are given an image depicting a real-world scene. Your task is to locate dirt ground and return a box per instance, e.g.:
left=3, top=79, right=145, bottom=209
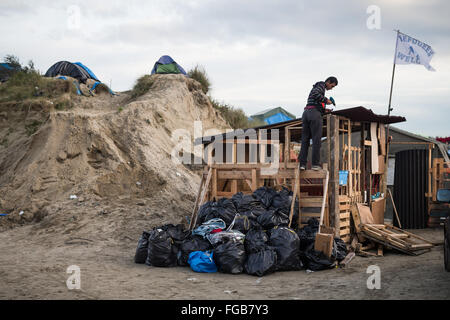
left=0, top=224, right=448, bottom=300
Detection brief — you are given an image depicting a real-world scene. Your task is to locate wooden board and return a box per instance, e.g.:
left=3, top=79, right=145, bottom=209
left=379, top=124, right=386, bottom=156
left=371, top=197, right=385, bottom=224
left=357, top=203, right=374, bottom=224
left=370, top=123, right=379, bottom=174
left=314, top=233, right=334, bottom=258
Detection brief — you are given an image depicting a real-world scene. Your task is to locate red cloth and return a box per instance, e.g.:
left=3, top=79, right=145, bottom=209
left=210, top=228, right=222, bottom=234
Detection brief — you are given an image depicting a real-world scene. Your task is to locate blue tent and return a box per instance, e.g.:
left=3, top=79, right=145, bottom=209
left=151, top=55, right=187, bottom=75
left=250, top=107, right=296, bottom=125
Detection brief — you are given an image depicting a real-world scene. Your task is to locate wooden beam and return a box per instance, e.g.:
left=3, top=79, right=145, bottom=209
left=329, top=115, right=340, bottom=237
left=189, top=168, right=212, bottom=230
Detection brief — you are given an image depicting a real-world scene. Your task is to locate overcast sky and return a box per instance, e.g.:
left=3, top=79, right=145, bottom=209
left=1, top=0, right=449, bottom=136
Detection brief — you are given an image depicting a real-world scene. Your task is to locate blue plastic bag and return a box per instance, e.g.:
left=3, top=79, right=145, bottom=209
left=188, top=251, right=217, bottom=273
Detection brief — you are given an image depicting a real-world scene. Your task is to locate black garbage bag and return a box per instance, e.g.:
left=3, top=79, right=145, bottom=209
left=300, top=243, right=336, bottom=271
left=232, top=214, right=251, bottom=234
left=296, top=218, right=320, bottom=251
left=257, top=208, right=289, bottom=230
left=177, top=235, right=213, bottom=266
left=268, top=226, right=303, bottom=271
left=270, top=187, right=292, bottom=212
left=332, top=238, right=348, bottom=262
left=244, top=248, right=278, bottom=277
left=244, top=229, right=269, bottom=253
left=160, top=224, right=190, bottom=244
left=196, top=201, right=217, bottom=226
left=239, top=211, right=263, bottom=230
left=145, top=228, right=178, bottom=267
left=253, top=186, right=277, bottom=208
left=213, top=241, right=246, bottom=274
left=134, top=231, right=150, bottom=264
left=198, top=198, right=237, bottom=228
left=231, top=192, right=265, bottom=212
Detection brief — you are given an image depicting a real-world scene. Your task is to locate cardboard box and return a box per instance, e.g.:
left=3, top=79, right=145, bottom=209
left=371, top=197, right=386, bottom=224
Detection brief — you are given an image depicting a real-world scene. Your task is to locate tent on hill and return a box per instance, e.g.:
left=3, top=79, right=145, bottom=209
left=151, top=55, right=187, bottom=75
left=0, top=63, right=20, bottom=82
left=44, top=61, right=113, bottom=96
left=249, top=107, right=296, bottom=125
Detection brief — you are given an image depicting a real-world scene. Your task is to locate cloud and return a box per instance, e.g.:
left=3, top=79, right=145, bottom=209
left=0, top=0, right=449, bottom=136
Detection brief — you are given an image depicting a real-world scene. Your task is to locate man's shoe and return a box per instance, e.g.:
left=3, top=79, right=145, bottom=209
left=312, top=165, right=321, bottom=171
left=299, top=165, right=306, bottom=171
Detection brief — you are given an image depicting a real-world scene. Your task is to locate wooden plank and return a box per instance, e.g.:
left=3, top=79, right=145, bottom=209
left=339, top=252, right=355, bottom=268
left=251, top=168, right=258, bottom=191
left=314, top=233, right=334, bottom=258
left=340, top=212, right=350, bottom=219
left=371, top=122, right=379, bottom=173
left=329, top=115, right=340, bottom=237
left=212, top=168, right=217, bottom=201
left=339, top=203, right=350, bottom=211
left=340, top=220, right=351, bottom=228
left=217, top=170, right=252, bottom=180
left=370, top=197, right=385, bottom=224
left=357, top=203, right=374, bottom=224
left=319, top=170, right=330, bottom=231
left=288, top=168, right=300, bottom=228
left=379, top=124, right=386, bottom=156
left=189, top=168, right=212, bottom=230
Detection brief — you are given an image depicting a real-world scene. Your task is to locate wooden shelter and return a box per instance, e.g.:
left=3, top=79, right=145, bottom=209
left=192, top=107, right=406, bottom=243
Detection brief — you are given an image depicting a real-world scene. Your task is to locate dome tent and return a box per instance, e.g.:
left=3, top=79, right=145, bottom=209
left=151, top=55, right=187, bottom=75
left=44, top=61, right=113, bottom=96
left=44, top=61, right=96, bottom=84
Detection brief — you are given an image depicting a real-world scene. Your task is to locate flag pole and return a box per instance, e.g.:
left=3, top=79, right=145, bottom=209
left=382, top=29, right=400, bottom=209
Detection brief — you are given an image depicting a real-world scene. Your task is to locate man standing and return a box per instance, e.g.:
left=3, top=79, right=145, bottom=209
left=299, top=77, right=338, bottom=171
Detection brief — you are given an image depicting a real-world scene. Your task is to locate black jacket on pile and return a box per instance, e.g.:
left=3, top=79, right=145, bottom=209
left=306, top=81, right=328, bottom=114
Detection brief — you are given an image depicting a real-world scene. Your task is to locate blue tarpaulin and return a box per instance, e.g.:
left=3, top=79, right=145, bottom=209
left=264, top=112, right=294, bottom=124
left=74, top=62, right=100, bottom=81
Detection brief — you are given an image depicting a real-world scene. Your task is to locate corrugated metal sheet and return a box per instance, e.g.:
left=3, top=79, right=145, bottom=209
left=393, top=149, right=428, bottom=229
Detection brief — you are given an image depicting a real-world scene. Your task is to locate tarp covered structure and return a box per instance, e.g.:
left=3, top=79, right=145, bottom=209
left=44, top=61, right=100, bottom=84
left=250, top=107, right=296, bottom=125
left=0, top=63, right=20, bottom=82
left=151, top=55, right=187, bottom=75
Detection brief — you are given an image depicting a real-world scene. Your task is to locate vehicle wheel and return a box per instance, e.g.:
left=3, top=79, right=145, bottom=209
left=445, top=218, right=450, bottom=272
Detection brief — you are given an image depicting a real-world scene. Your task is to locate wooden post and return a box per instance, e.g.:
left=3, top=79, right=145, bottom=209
left=348, top=120, right=353, bottom=197
left=288, top=168, right=300, bottom=228
left=329, top=115, right=340, bottom=237
left=189, top=168, right=212, bottom=230
left=361, top=123, right=366, bottom=202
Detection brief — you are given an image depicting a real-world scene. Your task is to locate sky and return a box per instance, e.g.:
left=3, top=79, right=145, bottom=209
left=1, top=0, right=449, bottom=136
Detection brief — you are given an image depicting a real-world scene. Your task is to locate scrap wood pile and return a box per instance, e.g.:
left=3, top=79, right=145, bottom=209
left=348, top=202, right=435, bottom=257
left=134, top=186, right=349, bottom=276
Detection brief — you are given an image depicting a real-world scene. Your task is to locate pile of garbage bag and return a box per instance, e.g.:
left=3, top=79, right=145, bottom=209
left=134, top=186, right=348, bottom=276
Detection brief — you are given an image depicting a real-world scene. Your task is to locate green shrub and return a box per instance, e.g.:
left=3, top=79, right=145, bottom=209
left=187, top=65, right=211, bottom=94
left=210, top=98, right=264, bottom=129
left=130, top=75, right=154, bottom=99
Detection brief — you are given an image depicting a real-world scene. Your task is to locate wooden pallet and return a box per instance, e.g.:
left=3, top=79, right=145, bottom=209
left=339, top=195, right=351, bottom=243
left=360, top=224, right=434, bottom=255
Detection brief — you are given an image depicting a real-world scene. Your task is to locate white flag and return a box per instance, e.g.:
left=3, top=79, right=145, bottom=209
left=395, top=32, right=436, bottom=71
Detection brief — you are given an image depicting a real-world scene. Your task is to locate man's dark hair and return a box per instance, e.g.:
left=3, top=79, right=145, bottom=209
left=325, top=76, right=338, bottom=85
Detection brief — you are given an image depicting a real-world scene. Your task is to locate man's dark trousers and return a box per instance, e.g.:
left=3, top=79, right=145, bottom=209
left=299, top=108, right=323, bottom=167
